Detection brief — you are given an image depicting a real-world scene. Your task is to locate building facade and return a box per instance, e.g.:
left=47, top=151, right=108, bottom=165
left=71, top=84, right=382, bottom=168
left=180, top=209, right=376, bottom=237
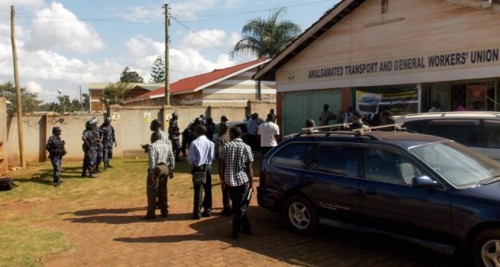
left=255, top=0, right=500, bottom=135
left=88, top=83, right=164, bottom=112
left=127, top=59, right=276, bottom=108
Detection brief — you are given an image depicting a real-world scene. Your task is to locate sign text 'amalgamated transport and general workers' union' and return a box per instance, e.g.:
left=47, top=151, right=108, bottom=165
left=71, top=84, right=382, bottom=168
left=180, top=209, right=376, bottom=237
left=308, top=48, right=499, bottom=80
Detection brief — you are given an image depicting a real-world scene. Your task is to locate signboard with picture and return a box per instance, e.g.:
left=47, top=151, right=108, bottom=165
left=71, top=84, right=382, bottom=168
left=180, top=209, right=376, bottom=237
left=356, top=89, right=419, bottom=117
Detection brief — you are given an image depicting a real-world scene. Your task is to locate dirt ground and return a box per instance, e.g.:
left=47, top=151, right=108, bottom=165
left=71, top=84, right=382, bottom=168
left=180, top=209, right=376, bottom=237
left=3, top=172, right=458, bottom=267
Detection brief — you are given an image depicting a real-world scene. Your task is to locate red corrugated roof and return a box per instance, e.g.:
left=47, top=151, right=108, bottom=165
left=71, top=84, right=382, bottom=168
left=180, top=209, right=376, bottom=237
left=130, top=58, right=269, bottom=102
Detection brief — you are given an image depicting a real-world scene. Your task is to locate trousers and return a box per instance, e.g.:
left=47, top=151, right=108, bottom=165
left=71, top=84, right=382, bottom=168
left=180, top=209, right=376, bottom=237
left=50, top=156, right=62, bottom=183
left=146, top=164, right=169, bottom=215
left=192, top=164, right=212, bottom=215
left=229, top=183, right=251, bottom=236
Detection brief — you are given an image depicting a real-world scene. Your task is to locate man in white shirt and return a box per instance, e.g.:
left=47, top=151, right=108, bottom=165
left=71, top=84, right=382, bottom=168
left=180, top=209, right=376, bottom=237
left=187, top=125, right=215, bottom=219
left=258, top=113, right=280, bottom=156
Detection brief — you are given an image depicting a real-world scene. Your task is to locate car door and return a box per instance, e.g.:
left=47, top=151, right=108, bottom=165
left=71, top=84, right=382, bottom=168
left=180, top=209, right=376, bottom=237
left=301, top=143, right=361, bottom=221
left=359, top=146, right=453, bottom=237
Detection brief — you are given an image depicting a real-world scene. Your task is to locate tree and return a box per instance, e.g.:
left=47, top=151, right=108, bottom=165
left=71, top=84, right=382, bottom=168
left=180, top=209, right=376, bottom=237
left=232, top=7, right=301, bottom=58
left=103, top=82, right=133, bottom=105
left=120, top=66, right=144, bottom=83
left=57, top=95, right=71, bottom=114
left=39, top=93, right=89, bottom=113
left=150, top=56, right=165, bottom=83
left=0, top=81, right=42, bottom=113
left=81, top=93, right=90, bottom=111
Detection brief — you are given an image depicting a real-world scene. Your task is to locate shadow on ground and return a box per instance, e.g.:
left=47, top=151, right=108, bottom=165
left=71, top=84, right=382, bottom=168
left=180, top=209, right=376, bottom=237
left=107, top=207, right=460, bottom=267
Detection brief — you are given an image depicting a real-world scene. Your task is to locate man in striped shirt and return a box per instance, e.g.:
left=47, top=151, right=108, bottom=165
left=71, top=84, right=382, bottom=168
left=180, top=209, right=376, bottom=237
left=142, top=131, right=175, bottom=220
left=220, top=126, right=254, bottom=239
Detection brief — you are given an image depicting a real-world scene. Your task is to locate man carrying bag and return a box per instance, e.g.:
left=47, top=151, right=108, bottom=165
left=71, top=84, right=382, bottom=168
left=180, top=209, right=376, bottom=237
left=187, top=125, right=215, bottom=220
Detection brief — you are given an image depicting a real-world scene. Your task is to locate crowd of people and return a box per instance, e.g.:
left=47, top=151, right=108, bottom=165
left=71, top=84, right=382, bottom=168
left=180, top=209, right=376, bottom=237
left=45, top=101, right=474, bottom=237
left=150, top=113, right=255, bottom=239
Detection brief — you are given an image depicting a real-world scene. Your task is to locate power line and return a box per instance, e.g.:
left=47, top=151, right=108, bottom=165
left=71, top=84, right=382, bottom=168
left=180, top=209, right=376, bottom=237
left=3, top=0, right=333, bottom=26
left=184, top=0, right=333, bottom=23
left=170, top=16, right=252, bottom=63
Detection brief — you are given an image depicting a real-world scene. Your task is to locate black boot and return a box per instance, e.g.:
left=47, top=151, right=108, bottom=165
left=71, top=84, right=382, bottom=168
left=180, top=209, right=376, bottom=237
left=53, top=177, right=62, bottom=187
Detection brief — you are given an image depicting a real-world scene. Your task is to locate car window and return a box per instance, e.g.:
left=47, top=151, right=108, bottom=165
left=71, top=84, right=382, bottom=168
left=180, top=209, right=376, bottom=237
left=269, top=142, right=315, bottom=169
left=485, top=120, right=500, bottom=149
left=403, top=120, right=430, bottom=133
left=426, top=120, right=481, bottom=147
left=310, top=145, right=360, bottom=177
left=409, top=141, right=500, bottom=188
left=364, top=147, right=423, bottom=185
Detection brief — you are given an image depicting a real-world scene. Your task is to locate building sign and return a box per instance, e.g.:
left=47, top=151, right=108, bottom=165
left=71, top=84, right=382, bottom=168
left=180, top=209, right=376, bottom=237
left=356, top=89, right=418, bottom=116
left=283, top=47, right=499, bottom=83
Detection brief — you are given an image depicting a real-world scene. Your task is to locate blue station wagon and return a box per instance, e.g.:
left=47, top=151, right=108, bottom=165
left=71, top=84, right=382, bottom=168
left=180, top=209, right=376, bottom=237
left=258, top=129, right=500, bottom=267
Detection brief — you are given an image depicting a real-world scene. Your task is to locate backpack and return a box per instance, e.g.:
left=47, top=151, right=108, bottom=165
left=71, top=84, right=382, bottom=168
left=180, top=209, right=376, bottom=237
left=0, top=177, right=14, bottom=191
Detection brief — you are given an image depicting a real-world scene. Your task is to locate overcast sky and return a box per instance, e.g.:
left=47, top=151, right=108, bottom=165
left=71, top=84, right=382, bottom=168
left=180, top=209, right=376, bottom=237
left=0, top=0, right=339, bottom=103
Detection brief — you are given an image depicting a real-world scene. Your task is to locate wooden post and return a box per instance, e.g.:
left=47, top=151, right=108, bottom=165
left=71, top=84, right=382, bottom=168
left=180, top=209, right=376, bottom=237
left=10, top=6, right=25, bottom=168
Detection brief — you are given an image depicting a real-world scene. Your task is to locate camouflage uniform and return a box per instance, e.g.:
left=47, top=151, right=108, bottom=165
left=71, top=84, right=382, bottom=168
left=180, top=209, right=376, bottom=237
left=100, top=118, right=116, bottom=170
left=168, top=113, right=181, bottom=160
left=46, top=127, right=66, bottom=186
left=82, top=121, right=98, bottom=178
left=92, top=123, right=103, bottom=172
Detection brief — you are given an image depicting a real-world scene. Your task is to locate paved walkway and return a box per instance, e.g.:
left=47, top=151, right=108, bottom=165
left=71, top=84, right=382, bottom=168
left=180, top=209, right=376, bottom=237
left=27, top=194, right=457, bottom=267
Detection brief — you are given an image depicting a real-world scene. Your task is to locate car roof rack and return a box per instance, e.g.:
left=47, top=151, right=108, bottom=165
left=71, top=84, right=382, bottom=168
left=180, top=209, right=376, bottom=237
left=296, top=123, right=405, bottom=140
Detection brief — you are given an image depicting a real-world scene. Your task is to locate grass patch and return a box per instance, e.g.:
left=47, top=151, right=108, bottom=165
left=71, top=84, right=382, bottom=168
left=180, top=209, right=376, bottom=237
left=0, top=153, right=262, bottom=266
left=0, top=223, right=73, bottom=267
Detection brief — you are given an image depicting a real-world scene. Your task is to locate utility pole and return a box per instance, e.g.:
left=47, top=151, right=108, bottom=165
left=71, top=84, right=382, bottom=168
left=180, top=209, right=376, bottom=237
left=79, top=85, right=83, bottom=112
left=163, top=3, right=170, bottom=106
left=10, top=6, right=25, bottom=168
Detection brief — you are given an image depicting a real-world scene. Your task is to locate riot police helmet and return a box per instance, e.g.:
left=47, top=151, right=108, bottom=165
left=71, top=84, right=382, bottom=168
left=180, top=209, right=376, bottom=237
left=85, top=120, right=93, bottom=129
left=104, top=116, right=111, bottom=124
left=172, top=112, right=178, bottom=119
left=52, top=126, right=62, bottom=134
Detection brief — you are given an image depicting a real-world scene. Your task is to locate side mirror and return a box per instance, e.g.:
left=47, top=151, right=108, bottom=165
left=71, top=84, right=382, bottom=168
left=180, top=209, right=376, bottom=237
left=412, top=175, right=439, bottom=188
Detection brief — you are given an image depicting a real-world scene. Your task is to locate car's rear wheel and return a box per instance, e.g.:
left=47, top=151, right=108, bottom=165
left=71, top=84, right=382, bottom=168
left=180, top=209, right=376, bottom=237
left=472, top=229, right=500, bottom=267
left=284, top=195, right=318, bottom=233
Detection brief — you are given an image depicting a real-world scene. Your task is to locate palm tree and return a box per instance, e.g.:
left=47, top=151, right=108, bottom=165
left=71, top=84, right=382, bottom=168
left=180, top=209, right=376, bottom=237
left=233, top=7, right=301, bottom=58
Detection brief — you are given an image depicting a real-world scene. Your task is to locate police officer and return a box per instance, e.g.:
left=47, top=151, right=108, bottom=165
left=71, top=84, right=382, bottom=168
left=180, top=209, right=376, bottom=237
left=100, top=116, right=116, bottom=170
left=91, top=117, right=103, bottom=172
left=168, top=112, right=181, bottom=161
left=82, top=120, right=98, bottom=178
left=46, top=126, right=67, bottom=187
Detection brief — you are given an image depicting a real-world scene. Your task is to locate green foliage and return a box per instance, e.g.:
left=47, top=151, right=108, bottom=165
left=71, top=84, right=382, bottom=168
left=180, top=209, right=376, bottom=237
left=0, top=154, right=262, bottom=266
left=0, top=223, right=73, bottom=267
left=103, top=82, right=133, bottom=105
left=233, top=7, right=302, bottom=58
left=150, top=55, right=165, bottom=83
left=38, top=93, right=89, bottom=113
left=0, top=81, right=43, bottom=113
left=119, top=66, right=144, bottom=83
